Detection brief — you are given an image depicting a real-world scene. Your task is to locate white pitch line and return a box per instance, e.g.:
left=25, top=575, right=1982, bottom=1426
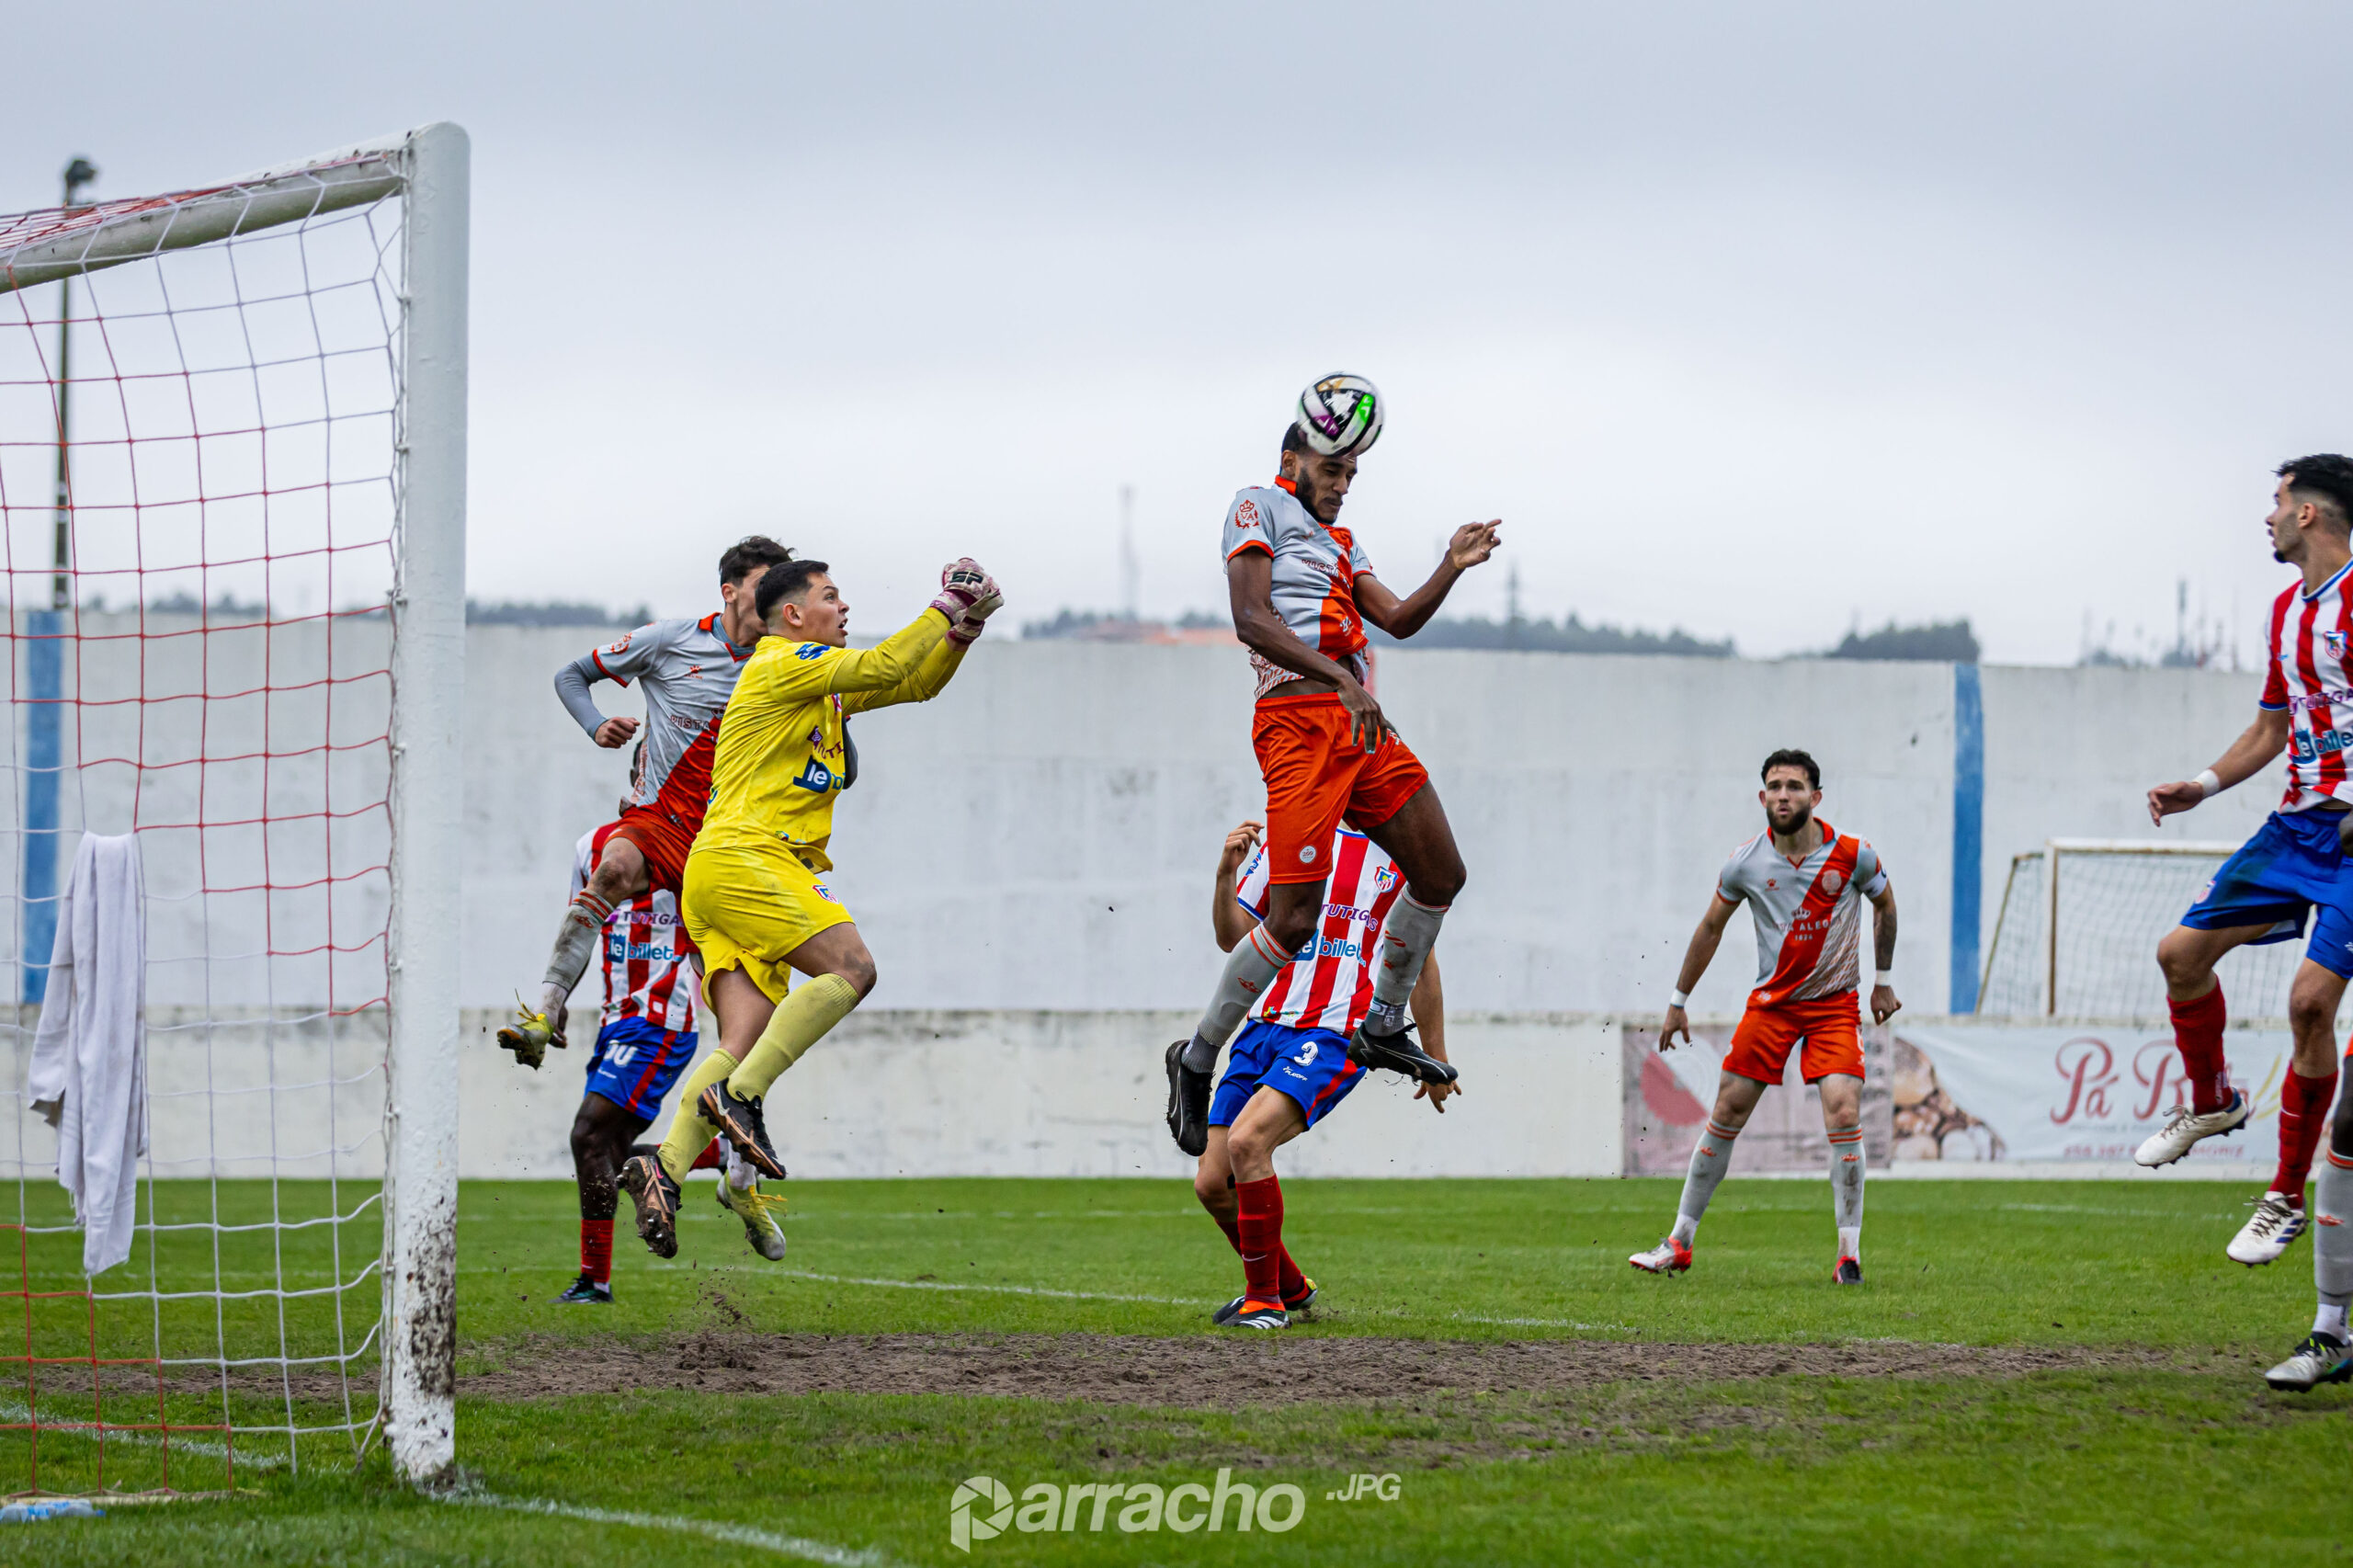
left=1452, top=1315, right=1638, bottom=1332
left=759, top=1268, right=1220, bottom=1307
left=447, top=1488, right=892, bottom=1565
left=0, top=1399, right=288, bottom=1469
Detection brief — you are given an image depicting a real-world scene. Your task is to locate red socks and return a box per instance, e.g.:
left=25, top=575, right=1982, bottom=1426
left=2169, top=984, right=2230, bottom=1114
left=580, top=1218, right=614, bottom=1286
left=1212, top=1210, right=1307, bottom=1301
left=689, top=1138, right=723, bottom=1172
left=2274, top=1069, right=2340, bottom=1205
left=1233, top=1176, right=1287, bottom=1307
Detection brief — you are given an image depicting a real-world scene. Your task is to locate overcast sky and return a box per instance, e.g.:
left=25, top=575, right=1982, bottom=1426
left=7, top=2, right=2349, bottom=664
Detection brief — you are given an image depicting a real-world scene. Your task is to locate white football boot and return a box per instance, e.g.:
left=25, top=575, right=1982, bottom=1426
left=2133, top=1091, right=2248, bottom=1168
left=2225, top=1192, right=2307, bottom=1267
left=1629, top=1236, right=1692, bottom=1275
left=2263, top=1332, right=2352, bottom=1392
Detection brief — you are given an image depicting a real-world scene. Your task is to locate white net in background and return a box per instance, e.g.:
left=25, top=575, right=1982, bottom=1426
left=1978, top=842, right=2304, bottom=1022
left=0, top=148, right=412, bottom=1495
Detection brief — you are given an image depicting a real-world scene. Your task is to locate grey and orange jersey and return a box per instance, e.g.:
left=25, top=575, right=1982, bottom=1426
left=1221, top=480, right=1376, bottom=699
left=1714, top=822, right=1888, bottom=1005
left=554, top=614, right=757, bottom=826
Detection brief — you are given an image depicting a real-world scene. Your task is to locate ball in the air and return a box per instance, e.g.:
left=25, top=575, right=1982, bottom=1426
left=1294, top=373, right=1384, bottom=458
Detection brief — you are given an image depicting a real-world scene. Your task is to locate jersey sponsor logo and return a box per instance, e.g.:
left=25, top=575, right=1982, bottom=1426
left=794, top=642, right=826, bottom=661
left=792, top=757, right=842, bottom=792
left=2291, top=729, right=2353, bottom=763
left=607, top=934, right=680, bottom=964
left=1234, top=498, right=1261, bottom=528
left=2293, top=687, right=2353, bottom=712
left=1290, top=934, right=1365, bottom=963
left=1324, top=902, right=1376, bottom=924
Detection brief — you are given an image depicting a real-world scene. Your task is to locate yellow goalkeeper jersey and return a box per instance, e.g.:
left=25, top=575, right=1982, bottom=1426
left=694, top=608, right=964, bottom=870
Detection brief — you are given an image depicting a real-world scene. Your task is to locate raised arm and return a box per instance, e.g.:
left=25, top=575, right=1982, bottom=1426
left=2148, top=706, right=2291, bottom=824
left=1351, top=521, right=1501, bottom=640
left=1660, top=891, right=1741, bottom=1050
left=1211, top=821, right=1265, bottom=952
left=805, top=608, right=954, bottom=697
left=839, top=634, right=969, bottom=715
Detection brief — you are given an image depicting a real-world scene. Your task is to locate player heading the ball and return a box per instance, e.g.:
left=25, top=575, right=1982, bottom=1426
left=1630, top=749, right=1899, bottom=1286
left=2143, top=457, right=2353, bottom=1392
left=1164, top=374, right=1499, bottom=1159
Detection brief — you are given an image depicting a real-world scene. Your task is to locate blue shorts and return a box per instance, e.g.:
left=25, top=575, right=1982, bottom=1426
left=584, top=1017, right=698, bottom=1119
left=2180, top=809, right=2353, bottom=979
left=1209, top=1019, right=1365, bottom=1131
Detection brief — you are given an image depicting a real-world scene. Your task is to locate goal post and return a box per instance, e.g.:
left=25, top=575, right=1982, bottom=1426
left=1978, top=836, right=2302, bottom=1023
left=1, top=123, right=467, bottom=1493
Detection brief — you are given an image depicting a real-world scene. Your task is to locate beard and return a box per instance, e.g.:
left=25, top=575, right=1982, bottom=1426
left=1291, top=471, right=1341, bottom=522
left=1766, top=801, right=1813, bottom=837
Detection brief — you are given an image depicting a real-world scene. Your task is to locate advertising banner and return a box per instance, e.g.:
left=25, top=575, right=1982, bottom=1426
left=1893, top=1024, right=2290, bottom=1167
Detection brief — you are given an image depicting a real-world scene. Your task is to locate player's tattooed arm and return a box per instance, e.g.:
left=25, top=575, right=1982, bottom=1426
left=1661, top=892, right=1740, bottom=1050
left=1353, top=522, right=1501, bottom=642
left=1869, top=883, right=1902, bottom=1025
left=2148, top=706, right=2290, bottom=824
left=1227, top=552, right=1392, bottom=750
left=1410, top=953, right=1459, bottom=1111
left=1211, top=821, right=1264, bottom=953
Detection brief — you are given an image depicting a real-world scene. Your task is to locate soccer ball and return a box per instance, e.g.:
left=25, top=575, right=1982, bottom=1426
left=1293, top=373, right=1384, bottom=458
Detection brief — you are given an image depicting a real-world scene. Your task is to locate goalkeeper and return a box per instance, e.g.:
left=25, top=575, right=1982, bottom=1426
left=620, top=556, right=1000, bottom=1256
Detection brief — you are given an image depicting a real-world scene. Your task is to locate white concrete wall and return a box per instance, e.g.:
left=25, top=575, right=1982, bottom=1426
left=6, top=618, right=2297, bottom=1178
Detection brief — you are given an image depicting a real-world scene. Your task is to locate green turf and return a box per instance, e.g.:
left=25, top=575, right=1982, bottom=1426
left=7, top=1176, right=2348, bottom=1564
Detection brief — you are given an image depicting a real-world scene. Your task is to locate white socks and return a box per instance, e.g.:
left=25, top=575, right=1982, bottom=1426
left=542, top=892, right=613, bottom=1001
left=1829, top=1125, right=1865, bottom=1256
left=2316, top=1152, right=2353, bottom=1338
left=1673, top=1119, right=1742, bottom=1242
left=1185, top=924, right=1293, bottom=1070
left=1370, top=894, right=1447, bottom=1016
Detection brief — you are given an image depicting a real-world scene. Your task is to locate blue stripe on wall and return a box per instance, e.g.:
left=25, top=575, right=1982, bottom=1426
left=21, top=609, right=62, bottom=1005
left=1949, top=661, right=1984, bottom=1013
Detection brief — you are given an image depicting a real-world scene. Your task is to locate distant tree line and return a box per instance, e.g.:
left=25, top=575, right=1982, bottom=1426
left=1824, top=619, right=1980, bottom=663
left=1370, top=614, right=1734, bottom=657
left=466, top=599, right=651, bottom=627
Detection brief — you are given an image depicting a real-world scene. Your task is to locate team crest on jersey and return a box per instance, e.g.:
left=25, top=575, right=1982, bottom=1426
left=2328, top=630, right=2348, bottom=660
left=1822, top=869, right=1845, bottom=896
left=1234, top=498, right=1261, bottom=528
left=1373, top=863, right=1398, bottom=894
left=1300, top=845, right=1318, bottom=865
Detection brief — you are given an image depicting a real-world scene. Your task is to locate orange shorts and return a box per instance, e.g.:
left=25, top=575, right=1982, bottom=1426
left=1722, top=993, right=1863, bottom=1085
left=607, top=804, right=698, bottom=896
left=1253, top=693, right=1430, bottom=885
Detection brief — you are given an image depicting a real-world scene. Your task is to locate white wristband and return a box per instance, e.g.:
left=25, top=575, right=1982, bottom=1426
left=2194, top=768, right=2222, bottom=800
left=1668, top=989, right=1689, bottom=1008
left=1875, top=970, right=1895, bottom=988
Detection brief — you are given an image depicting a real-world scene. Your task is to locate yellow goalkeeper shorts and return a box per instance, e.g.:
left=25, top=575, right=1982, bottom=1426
left=681, top=841, right=855, bottom=1006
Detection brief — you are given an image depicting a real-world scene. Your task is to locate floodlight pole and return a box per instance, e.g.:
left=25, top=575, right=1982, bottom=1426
left=21, top=156, right=97, bottom=1006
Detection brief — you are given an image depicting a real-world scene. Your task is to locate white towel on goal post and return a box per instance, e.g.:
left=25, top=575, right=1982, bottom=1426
left=27, top=834, right=149, bottom=1277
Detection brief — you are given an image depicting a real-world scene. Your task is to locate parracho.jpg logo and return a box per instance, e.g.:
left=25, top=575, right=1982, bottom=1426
left=950, top=1468, right=1308, bottom=1551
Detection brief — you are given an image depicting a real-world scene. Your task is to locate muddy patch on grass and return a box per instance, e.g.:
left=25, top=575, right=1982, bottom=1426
left=455, top=1332, right=2207, bottom=1407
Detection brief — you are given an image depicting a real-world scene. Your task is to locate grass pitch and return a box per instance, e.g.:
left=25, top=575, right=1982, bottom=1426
left=11, top=1175, right=2350, bottom=1565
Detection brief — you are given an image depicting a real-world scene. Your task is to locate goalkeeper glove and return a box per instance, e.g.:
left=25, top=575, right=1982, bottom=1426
left=932, top=558, right=1003, bottom=643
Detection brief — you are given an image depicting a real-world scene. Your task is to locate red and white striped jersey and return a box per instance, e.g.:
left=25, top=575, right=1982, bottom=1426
left=1235, top=828, right=1407, bottom=1034
left=1715, top=821, right=1888, bottom=1005
left=2259, top=560, right=2353, bottom=811
left=1221, top=479, right=1377, bottom=700
left=573, top=826, right=699, bottom=1032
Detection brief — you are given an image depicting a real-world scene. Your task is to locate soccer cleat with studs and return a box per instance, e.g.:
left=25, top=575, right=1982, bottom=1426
left=555, top=1271, right=613, bottom=1305
left=1345, top=1017, right=1458, bottom=1085
left=699, top=1078, right=787, bottom=1180
left=2226, top=1192, right=2308, bottom=1267
left=618, top=1153, right=681, bottom=1259
left=1220, top=1300, right=1290, bottom=1330
left=1629, top=1236, right=1692, bottom=1275
left=494, top=996, right=566, bottom=1070
left=2263, top=1331, right=2353, bottom=1392
left=1165, top=1041, right=1212, bottom=1157
left=1215, top=1278, right=1317, bottom=1324
left=2133, top=1091, right=2248, bottom=1168
left=719, top=1178, right=789, bottom=1261
left=1834, top=1256, right=1864, bottom=1286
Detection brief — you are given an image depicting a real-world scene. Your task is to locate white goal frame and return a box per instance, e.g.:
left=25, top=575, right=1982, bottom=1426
left=2, top=123, right=469, bottom=1484
left=1981, top=836, right=2243, bottom=1020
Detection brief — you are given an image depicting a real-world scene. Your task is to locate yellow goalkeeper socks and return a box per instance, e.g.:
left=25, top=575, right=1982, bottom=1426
left=656, top=1049, right=740, bottom=1184
left=725, top=974, right=861, bottom=1099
